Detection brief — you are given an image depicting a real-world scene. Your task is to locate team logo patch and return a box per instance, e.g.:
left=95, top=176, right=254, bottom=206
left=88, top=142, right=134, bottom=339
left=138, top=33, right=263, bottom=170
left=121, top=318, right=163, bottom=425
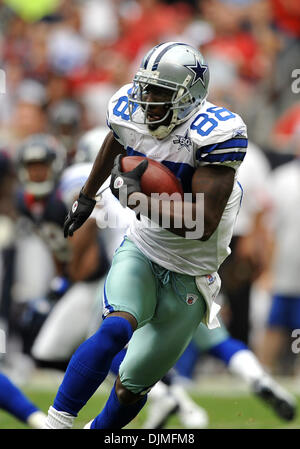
left=206, top=274, right=216, bottom=285
left=114, top=176, right=124, bottom=189
left=186, top=293, right=198, bottom=305
left=173, top=130, right=192, bottom=152
left=232, top=128, right=246, bottom=138
left=72, top=200, right=78, bottom=213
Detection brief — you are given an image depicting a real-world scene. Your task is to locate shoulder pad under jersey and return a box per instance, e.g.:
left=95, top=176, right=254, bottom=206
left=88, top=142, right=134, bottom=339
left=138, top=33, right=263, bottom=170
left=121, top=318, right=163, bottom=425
left=106, top=84, right=148, bottom=146
left=189, top=101, right=248, bottom=171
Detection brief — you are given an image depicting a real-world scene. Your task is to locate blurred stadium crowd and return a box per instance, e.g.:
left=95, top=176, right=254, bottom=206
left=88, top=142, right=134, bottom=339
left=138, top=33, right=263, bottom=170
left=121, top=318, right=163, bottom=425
left=0, top=0, right=300, bottom=403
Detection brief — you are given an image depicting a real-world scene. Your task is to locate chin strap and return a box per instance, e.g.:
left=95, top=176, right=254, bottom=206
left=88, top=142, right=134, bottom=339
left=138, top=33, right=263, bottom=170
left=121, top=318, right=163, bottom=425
left=149, top=108, right=179, bottom=140
left=149, top=123, right=175, bottom=140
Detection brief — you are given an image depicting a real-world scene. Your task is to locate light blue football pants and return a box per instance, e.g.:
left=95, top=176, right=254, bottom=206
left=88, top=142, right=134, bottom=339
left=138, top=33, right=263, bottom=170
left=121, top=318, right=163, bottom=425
left=102, top=237, right=207, bottom=394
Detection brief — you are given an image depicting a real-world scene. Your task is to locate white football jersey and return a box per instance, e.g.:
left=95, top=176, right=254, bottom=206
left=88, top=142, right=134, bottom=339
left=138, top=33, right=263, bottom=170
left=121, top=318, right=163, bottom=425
left=268, top=160, right=300, bottom=294
left=59, top=162, right=94, bottom=210
left=106, top=84, right=248, bottom=276
left=233, top=141, right=271, bottom=236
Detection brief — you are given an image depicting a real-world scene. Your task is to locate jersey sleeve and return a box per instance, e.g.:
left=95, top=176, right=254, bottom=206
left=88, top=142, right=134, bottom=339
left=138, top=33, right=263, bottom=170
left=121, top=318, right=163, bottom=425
left=106, top=83, right=138, bottom=147
left=190, top=105, right=248, bottom=171
left=58, top=163, right=95, bottom=212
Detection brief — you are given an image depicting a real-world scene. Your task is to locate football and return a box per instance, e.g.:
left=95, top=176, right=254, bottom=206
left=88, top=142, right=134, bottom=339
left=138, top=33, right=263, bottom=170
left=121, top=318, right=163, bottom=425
left=121, top=156, right=184, bottom=197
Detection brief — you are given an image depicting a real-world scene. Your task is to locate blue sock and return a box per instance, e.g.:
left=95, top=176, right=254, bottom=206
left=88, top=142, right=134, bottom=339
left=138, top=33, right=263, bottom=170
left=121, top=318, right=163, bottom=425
left=110, top=348, right=127, bottom=376
left=209, top=337, right=248, bottom=365
left=91, top=382, right=147, bottom=429
left=53, top=316, right=133, bottom=415
left=0, top=373, right=38, bottom=422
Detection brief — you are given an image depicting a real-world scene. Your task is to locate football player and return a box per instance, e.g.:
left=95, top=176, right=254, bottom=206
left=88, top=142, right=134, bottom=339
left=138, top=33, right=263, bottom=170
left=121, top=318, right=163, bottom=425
left=70, top=131, right=297, bottom=427
left=48, top=99, right=83, bottom=166
left=0, top=150, right=46, bottom=429
left=258, top=158, right=300, bottom=373
left=0, top=372, right=46, bottom=428
left=44, top=42, right=251, bottom=429
left=13, top=134, right=109, bottom=365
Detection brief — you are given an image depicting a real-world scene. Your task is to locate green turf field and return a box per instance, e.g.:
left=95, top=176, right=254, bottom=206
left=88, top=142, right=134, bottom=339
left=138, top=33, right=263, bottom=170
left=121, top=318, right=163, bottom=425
left=0, top=387, right=299, bottom=429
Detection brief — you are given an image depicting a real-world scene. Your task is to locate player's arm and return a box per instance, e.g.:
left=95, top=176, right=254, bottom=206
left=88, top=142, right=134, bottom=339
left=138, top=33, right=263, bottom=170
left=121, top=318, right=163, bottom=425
left=66, top=218, right=104, bottom=282
left=64, top=131, right=125, bottom=237
left=82, top=131, right=124, bottom=198
left=125, top=165, right=235, bottom=240
left=191, top=164, right=235, bottom=240
left=109, top=155, right=235, bottom=240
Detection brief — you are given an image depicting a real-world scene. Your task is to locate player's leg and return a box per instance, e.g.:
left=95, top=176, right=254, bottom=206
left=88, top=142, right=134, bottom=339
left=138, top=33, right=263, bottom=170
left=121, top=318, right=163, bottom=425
left=142, top=377, right=180, bottom=429
left=44, top=238, right=158, bottom=428
left=257, top=294, right=292, bottom=373
left=12, top=233, right=55, bottom=357
left=193, top=319, right=296, bottom=421
left=105, top=342, right=207, bottom=429
left=218, top=235, right=252, bottom=344
left=143, top=372, right=209, bottom=429
left=258, top=328, right=287, bottom=373
left=88, top=271, right=207, bottom=429
left=108, top=346, right=208, bottom=429
left=0, top=372, right=46, bottom=428
left=32, top=281, right=100, bottom=366
left=143, top=320, right=227, bottom=429
left=14, top=233, right=55, bottom=302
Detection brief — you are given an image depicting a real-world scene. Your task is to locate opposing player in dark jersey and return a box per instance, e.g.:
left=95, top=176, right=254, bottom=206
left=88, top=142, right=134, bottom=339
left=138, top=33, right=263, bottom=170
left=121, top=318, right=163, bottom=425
left=14, top=134, right=109, bottom=365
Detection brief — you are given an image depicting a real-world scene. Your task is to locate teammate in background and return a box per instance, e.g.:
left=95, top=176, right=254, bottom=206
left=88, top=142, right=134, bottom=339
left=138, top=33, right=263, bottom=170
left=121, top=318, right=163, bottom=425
left=47, top=99, right=83, bottom=166
left=44, top=41, right=249, bottom=430
left=0, top=149, right=18, bottom=346
left=258, top=157, right=300, bottom=374
left=144, top=317, right=296, bottom=428
left=0, top=151, right=46, bottom=429
left=0, top=372, right=46, bottom=428
left=219, top=142, right=273, bottom=344
left=13, top=134, right=109, bottom=366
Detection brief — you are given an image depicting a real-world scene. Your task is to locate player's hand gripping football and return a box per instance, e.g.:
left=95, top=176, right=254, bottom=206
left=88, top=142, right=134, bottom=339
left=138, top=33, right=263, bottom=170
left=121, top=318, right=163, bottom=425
left=110, top=154, right=148, bottom=203
left=63, top=189, right=96, bottom=237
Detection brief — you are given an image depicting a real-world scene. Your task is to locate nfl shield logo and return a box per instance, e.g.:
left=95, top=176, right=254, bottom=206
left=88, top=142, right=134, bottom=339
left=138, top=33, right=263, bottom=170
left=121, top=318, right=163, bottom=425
left=114, top=176, right=124, bottom=189
left=72, top=200, right=78, bottom=213
left=206, top=274, right=216, bottom=285
left=186, top=294, right=198, bottom=305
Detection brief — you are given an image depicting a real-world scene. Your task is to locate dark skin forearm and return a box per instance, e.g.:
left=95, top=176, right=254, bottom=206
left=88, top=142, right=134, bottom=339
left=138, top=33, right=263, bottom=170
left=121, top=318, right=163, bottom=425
left=129, top=165, right=235, bottom=240
left=67, top=219, right=102, bottom=281
left=82, top=131, right=125, bottom=198
left=192, top=165, right=235, bottom=240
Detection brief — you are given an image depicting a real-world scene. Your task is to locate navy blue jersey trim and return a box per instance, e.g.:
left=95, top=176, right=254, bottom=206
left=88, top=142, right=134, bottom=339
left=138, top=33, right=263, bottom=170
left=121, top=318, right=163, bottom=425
left=143, top=43, right=165, bottom=69
left=103, top=280, right=114, bottom=315
left=201, top=151, right=246, bottom=163
left=196, top=137, right=248, bottom=159
left=237, top=180, right=244, bottom=207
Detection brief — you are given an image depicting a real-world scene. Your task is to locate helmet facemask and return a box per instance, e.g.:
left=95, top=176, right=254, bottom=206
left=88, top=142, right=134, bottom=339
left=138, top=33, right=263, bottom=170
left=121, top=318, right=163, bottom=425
left=20, top=161, right=55, bottom=198
left=128, top=69, right=196, bottom=139
left=17, top=135, right=66, bottom=198
left=127, top=42, right=209, bottom=139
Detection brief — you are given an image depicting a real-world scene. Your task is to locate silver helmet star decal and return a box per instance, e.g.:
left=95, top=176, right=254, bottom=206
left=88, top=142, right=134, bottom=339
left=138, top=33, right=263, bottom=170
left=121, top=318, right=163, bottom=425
left=184, top=58, right=208, bottom=87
